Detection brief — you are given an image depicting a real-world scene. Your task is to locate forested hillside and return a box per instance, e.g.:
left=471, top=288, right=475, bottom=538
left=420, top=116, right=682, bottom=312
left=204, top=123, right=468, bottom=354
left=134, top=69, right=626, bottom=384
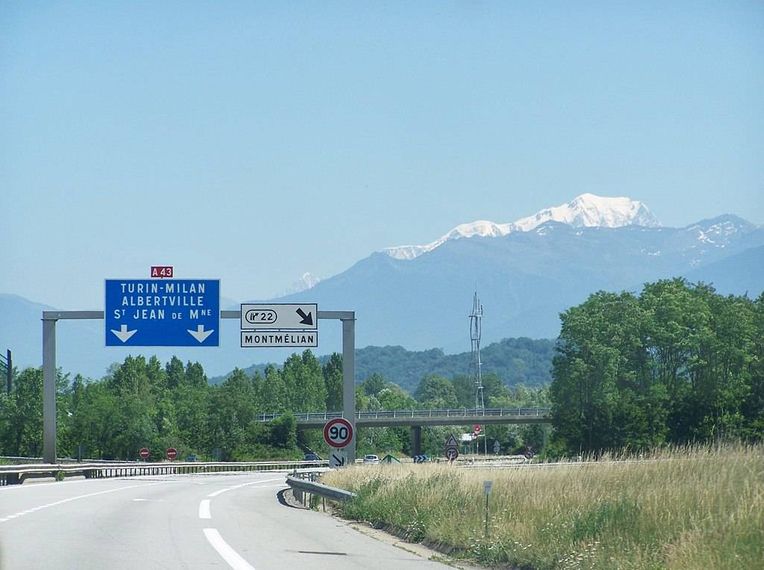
left=354, top=338, right=555, bottom=392
left=229, top=337, right=555, bottom=393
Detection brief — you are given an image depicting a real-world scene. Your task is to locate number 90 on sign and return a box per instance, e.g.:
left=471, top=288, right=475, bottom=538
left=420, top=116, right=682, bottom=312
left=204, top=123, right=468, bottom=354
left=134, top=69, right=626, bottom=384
left=323, top=418, right=354, bottom=448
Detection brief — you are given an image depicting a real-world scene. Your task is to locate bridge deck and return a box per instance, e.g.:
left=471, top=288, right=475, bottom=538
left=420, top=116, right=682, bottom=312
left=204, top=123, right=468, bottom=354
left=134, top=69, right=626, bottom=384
left=257, top=408, right=551, bottom=428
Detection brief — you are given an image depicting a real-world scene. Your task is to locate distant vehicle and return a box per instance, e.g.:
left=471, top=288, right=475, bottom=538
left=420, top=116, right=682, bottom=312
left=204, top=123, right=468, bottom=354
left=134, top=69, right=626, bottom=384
left=303, top=452, right=321, bottom=461
left=363, top=454, right=380, bottom=464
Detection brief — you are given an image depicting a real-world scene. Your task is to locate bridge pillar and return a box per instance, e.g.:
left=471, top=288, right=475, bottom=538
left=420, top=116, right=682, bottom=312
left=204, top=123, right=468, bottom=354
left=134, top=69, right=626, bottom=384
left=410, top=425, right=422, bottom=457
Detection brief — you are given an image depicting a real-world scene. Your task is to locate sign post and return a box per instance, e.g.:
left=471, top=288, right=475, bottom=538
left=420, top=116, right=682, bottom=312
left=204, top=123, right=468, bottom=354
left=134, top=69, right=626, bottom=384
left=323, top=418, right=354, bottom=449
left=324, top=418, right=354, bottom=468
left=329, top=449, right=348, bottom=468
left=445, top=434, right=459, bottom=462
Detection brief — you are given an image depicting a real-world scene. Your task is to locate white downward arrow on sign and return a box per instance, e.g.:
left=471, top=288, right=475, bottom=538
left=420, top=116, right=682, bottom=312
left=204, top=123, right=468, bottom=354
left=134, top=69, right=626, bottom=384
left=111, top=325, right=137, bottom=343
left=188, top=325, right=214, bottom=343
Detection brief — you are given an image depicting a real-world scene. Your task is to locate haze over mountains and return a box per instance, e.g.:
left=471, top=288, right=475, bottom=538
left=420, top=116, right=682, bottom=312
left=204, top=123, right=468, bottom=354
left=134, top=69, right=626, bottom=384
left=2, top=194, right=762, bottom=379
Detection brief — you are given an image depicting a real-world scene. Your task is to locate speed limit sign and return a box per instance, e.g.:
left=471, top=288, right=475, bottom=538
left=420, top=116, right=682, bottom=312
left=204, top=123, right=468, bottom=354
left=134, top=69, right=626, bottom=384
left=323, top=418, right=354, bottom=448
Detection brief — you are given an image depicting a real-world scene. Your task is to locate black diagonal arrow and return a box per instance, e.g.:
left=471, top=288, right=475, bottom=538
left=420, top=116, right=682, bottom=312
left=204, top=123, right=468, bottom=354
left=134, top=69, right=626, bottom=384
left=296, top=307, right=314, bottom=326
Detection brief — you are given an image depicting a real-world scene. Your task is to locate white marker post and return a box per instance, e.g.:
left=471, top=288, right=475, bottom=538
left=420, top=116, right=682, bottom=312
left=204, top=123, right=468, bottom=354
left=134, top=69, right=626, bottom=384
left=483, top=480, right=493, bottom=538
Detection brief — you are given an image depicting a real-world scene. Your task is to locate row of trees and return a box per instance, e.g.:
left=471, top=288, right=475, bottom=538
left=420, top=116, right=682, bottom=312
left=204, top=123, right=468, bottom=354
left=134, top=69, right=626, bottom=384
left=5, top=278, right=757, bottom=461
left=0, top=350, right=547, bottom=461
left=550, top=279, right=764, bottom=454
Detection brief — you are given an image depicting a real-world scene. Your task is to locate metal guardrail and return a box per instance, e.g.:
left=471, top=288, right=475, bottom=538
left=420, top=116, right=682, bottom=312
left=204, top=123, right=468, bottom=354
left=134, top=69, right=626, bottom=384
left=257, top=407, right=551, bottom=422
left=0, top=460, right=328, bottom=486
left=286, top=474, right=356, bottom=503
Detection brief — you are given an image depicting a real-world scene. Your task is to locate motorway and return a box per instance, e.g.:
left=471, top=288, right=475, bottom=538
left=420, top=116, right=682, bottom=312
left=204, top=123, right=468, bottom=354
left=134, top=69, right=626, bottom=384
left=0, top=472, right=452, bottom=569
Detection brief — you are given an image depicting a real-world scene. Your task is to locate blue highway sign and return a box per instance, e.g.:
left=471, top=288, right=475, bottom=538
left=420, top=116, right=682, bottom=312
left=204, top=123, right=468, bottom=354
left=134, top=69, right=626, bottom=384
left=105, top=279, right=220, bottom=346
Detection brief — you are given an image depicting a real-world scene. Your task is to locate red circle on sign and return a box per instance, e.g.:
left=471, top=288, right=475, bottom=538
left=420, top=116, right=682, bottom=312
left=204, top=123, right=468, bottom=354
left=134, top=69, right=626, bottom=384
left=166, top=447, right=178, bottom=461
left=323, top=418, right=354, bottom=448
left=139, top=447, right=150, bottom=459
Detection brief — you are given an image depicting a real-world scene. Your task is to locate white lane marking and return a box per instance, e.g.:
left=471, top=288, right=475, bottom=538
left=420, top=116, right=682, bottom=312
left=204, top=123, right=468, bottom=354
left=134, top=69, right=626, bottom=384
left=0, top=477, right=189, bottom=493
left=0, top=482, right=166, bottom=524
left=203, top=528, right=255, bottom=570
left=206, top=477, right=283, bottom=498
left=198, top=498, right=212, bottom=519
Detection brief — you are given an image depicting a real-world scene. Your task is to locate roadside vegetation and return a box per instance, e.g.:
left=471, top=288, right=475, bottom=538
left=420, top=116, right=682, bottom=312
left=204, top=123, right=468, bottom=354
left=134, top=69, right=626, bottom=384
left=0, top=278, right=760, bottom=468
left=323, top=444, right=764, bottom=570
left=550, top=279, right=764, bottom=455
left=0, top=352, right=546, bottom=461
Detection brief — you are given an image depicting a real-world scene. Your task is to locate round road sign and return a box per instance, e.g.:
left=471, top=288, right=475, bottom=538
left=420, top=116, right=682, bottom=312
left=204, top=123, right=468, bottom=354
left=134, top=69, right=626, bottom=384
left=139, top=447, right=150, bottom=459
left=323, top=418, right=354, bottom=448
left=445, top=447, right=459, bottom=461
left=166, top=447, right=178, bottom=461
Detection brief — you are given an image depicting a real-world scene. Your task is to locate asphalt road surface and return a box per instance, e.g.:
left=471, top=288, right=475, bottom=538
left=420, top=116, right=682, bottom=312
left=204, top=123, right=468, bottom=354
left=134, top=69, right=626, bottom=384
left=0, top=472, right=452, bottom=569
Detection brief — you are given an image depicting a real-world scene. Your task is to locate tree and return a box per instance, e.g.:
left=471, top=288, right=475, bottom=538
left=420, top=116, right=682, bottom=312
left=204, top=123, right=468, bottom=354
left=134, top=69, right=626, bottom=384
left=361, top=373, right=387, bottom=397
left=207, top=369, right=257, bottom=459
left=257, top=364, right=287, bottom=412
left=282, top=351, right=327, bottom=412
left=550, top=280, right=762, bottom=455
left=415, top=375, right=458, bottom=409
left=551, top=290, right=662, bottom=453
left=377, top=385, right=417, bottom=410
left=173, top=362, right=210, bottom=453
left=323, top=353, right=344, bottom=411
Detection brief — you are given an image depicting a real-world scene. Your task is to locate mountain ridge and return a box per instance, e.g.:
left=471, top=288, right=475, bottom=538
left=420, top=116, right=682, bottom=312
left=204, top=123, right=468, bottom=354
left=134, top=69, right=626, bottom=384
left=1, top=197, right=761, bottom=380
left=383, top=193, right=661, bottom=260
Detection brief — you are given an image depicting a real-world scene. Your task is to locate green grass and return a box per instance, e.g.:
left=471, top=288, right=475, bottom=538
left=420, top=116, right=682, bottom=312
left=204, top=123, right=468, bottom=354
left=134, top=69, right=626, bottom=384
left=322, top=445, right=764, bottom=569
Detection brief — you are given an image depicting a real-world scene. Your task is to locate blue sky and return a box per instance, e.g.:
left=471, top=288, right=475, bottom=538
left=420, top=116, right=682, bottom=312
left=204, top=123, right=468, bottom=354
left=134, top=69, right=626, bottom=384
left=2, top=2, right=762, bottom=309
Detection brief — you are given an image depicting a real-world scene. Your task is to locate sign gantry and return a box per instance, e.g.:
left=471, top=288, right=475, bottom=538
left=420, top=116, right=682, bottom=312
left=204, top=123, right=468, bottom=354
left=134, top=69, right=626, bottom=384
left=42, top=299, right=357, bottom=464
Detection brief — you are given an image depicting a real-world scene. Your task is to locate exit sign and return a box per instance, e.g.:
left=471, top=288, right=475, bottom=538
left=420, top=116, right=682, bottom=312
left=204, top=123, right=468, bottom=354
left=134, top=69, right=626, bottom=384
left=151, top=266, right=173, bottom=278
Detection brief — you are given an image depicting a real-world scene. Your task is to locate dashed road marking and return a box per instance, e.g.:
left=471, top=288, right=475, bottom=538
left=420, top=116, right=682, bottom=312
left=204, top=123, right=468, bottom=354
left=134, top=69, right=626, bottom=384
left=198, top=498, right=211, bottom=519
left=0, top=482, right=167, bottom=524
left=203, top=528, right=255, bottom=570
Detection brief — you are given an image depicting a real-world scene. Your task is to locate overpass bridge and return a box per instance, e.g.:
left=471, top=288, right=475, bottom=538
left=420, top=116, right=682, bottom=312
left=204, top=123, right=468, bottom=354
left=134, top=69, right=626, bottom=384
left=258, top=407, right=550, bottom=428
left=257, top=407, right=551, bottom=455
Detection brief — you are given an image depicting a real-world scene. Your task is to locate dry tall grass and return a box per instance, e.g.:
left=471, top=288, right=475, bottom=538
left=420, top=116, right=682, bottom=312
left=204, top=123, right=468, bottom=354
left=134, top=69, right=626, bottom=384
left=322, top=445, right=763, bottom=569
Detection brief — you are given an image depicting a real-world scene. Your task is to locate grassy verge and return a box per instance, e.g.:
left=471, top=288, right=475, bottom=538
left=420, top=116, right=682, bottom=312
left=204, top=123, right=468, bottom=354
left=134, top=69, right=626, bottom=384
left=322, top=445, right=764, bottom=569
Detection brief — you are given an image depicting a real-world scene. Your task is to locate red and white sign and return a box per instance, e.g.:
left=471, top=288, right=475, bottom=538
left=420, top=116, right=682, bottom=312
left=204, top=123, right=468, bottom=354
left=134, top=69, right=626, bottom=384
left=323, top=418, right=354, bottom=448
left=151, top=266, right=174, bottom=279
left=166, top=447, right=178, bottom=461
left=139, top=447, right=150, bottom=459
left=473, top=424, right=481, bottom=434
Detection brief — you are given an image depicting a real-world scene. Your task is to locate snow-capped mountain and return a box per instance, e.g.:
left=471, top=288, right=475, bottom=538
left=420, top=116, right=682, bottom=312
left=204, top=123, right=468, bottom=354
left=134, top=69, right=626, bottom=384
left=384, top=193, right=659, bottom=260
left=2, top=197, right=761, bottom=379
left=280, top=272, right=321, bottom=296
